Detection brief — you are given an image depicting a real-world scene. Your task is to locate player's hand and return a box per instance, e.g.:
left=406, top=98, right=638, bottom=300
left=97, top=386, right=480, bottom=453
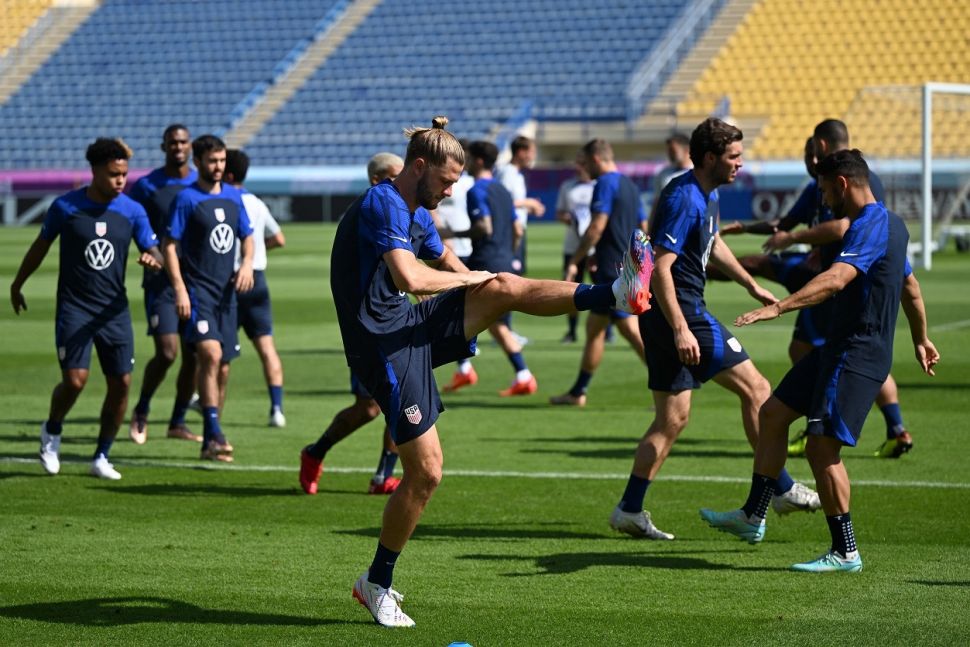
left=748, top=283, right=779, bottom=306
left=235, top=267, right=254, bottom=293
left=463, top=270, right=497, bottom=287
left=915, top=339, right=940, bottom=376
left=137, top=251, right=162, bottom=271
left=735, top=303, right=781, bottom=327
left=674, top=326, right=701, bottom=366
left=10, top=286, right=26, bottom=315
left=564, top=262, right=579, bottom=282
left=588, top=254, right=598, bottom=276
left=174, top=287, right=191, bottom=320
left=762, top=230, right=794, bottom=253
left=529, top=198, right=546, bottom=217
left=720, top=221, right=744, bottom=235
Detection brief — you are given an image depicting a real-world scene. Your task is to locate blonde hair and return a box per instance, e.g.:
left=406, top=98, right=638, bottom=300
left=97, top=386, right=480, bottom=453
left=403, top=115, right=465, bottom=167
left=367, top=152, right=404, bottom=183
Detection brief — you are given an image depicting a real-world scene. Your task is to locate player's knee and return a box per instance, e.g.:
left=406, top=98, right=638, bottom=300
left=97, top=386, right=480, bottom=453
left=655, top=409, right=689, bottom=434
left=63, top=372, right=88, bottom=393
left=363, top=400, right=382, bottom=420
left=158, top=344, right=179, bottom=365
left=491, top=272, right=521, bottom=300
left=805, top=435, right=841, bottom=469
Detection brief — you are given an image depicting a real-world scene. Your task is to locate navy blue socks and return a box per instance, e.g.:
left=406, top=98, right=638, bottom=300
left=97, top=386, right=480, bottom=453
left=826, top=512, right=857, bottom=558
left=573, top=284, right=614, bottom=311
left=269, top=385, right=283, bottom=412
left=619, top=474, right=650, bottom=513
left=569, top=370, right=593, bottom=397
left=742, top=473, right=777, bottom=520
left=368, top=542, right=400, bottom=589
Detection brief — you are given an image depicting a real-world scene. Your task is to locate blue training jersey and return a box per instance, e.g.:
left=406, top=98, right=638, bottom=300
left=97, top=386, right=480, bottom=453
left=649, top=171, right=718, bottom=314
left=828, top=201, right=909, bottom=381
left=466, top=177, right=516, bottom=273
left=41, top=188, right=157, bottom=316
left=130, top=167, right=197, bottom=288
left=330, top=180, right=444, bottom=368
left=166, top=182, right=252, bottom=301
left=590, top=171, right=645, bottom=282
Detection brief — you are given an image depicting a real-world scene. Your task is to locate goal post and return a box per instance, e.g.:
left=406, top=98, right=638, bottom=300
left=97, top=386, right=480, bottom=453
left=921, top=82, right=970, bottom=270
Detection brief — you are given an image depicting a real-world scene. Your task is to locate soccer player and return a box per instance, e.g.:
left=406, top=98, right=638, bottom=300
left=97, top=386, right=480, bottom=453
left=163, top=134, right=254, bottom=463
left=440, top=140, right=537, bottom=396
left=300, top=152, right=408, bottom=496
left=338, top=116, right=651, bottom=627
left=649, top=132, right=692, bottom=220
left=608, top=118, right=821, bottom=541
left=700, top=149, right=939, bottom=572
left=752, top=120, right=912, bottom=459
left=10, top=138, right=161, bottom=479
left=550, top=139, right=647, bottom=406
left=555, top=152, right=596, bottom=343
left=128, top=124, right=202, bottom=445
left=496, top=134, right=546, bottom=275
left=224, top=149, right=287, bottom=427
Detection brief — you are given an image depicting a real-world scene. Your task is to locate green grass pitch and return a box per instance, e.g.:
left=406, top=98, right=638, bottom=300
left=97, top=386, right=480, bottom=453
left=1, top=221, right=968, bottom=646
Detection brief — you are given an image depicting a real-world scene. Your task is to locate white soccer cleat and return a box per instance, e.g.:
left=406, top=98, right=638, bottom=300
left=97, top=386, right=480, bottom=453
left=352, top=572, right=416, bottom=628
left=90, top=456, right=122, bottom=480
left=771, top=482, right=822, bottom=515
left=268, top=408, right=286, bottom=428
left=39, top=422, right=61, bottom=475
left=609, top=505, right=674, bottom=540
left=187, top=392, right=202, bottom=414
left=612, top=230, right=654, bottom=315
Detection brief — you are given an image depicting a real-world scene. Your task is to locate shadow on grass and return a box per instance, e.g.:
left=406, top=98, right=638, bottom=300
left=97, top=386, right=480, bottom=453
left=909, top=580, right=970, bottom=588
left=0, top=596, right=366, bottom=627
left=336, top=521, right=608, bottom=541
left=89, top=483, right=299, bottom=498
left=521, top=446, right=753, bottom=460
left=277, top=347, right=345, bottom=357
left=0, top=431, right=99, bottom=444
left=460, top=550, right=784, bottom=576
left=285, top=388, right=355, bottom=397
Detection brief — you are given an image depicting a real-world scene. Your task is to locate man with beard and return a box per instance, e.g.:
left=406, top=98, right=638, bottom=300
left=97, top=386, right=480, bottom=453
left=337, top=116, right=653, bottom=627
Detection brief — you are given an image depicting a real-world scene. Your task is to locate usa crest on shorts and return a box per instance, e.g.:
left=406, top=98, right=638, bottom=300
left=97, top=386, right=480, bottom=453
left=404, top=404, right=422, bottom=425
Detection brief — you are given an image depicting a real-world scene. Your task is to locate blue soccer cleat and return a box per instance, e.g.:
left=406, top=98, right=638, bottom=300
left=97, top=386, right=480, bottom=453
left=791, top=550, right=863, bottom=573
left=699, top=508, right=765, bottom=544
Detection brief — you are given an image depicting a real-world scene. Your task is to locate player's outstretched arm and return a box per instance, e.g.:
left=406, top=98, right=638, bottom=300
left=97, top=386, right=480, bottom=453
left=735, top=262, right=856, bottom=327
left=384, top=249, right=494, bottom=295
left=9, top=235, right=53, bottom=315
left=427, top=246, right=469, bottom=273
left=763, top=218, right=850, bottom=253
left=709, top=234, right=778, bottom=306
left=900, top=272, right=940, bottom=376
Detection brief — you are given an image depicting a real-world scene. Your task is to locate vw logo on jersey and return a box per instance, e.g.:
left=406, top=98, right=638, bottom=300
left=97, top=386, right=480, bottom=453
left=84, top=238, right=115, bottom=270
left=209, top=223, right=235, bottom=254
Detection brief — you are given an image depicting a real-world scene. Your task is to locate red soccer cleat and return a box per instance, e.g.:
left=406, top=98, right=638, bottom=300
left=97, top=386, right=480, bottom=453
left=443, top=365, right=478, bottom=392
left=300, top=446, right=323, bottom=495
left=368, top=476, right=401, bottom=495
left=498, top=375, right=538, bottom=397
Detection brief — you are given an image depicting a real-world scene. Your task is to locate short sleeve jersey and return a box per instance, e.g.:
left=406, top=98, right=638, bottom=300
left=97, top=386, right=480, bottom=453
left=590, top=171, right=646, bottom=282
left=828, top=202, right=909, bottom=380
left=649, top=171, right=717, bottom=313
left=166, top=182, right=252, bottom=301
left=330, top=180, right=444, bottom=367
left=129, top=167, right=197, bottom=287
left=237, top=190, right=281, bottom=272
left=41, top=188, right=157, bottom=316
left=435, top=172, right=474, bottom=259
left=557, top=177, right=595, bottom=255
left=466, top=177, right=516, bottom=273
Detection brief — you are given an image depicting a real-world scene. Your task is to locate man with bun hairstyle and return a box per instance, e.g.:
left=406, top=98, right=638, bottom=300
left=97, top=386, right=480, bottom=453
left=335, top=116, right=653, bottom=627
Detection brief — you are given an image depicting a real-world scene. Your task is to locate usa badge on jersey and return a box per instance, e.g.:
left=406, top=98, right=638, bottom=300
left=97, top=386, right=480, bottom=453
left=404, top=404, right=422, bottom=425
left=95, top=221, right=107, bottom=237
left=214, top=208, right=226, bottom=223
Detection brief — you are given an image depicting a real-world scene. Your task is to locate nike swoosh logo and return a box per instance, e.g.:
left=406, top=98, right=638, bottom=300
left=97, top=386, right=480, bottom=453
left=388, top=235, right=410, bottom=243
left=665, top=233, right=678, bottom=244
left=839, top=252, right=858, bottom=257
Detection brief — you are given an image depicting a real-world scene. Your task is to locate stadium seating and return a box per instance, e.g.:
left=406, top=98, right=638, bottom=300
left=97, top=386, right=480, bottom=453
left=245, top=0, right=690, bottom=165
left=677, top=0, right=970, bottom=159
left=0, top=0, right=51, bottom=57
left=0, top=0, right=339, bottom=168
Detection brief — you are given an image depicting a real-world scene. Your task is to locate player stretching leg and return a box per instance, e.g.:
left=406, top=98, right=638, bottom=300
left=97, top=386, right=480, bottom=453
left=11, top=138, right=161, bottom=479
left=610, top=119, right=821, bottom=542
left=163, top=135, right=254, bottom=463
left=128, top=124, right=202, bottom=444
left=336, top=117, right=651, bottom=627
left=700, top=149, right=939, bottom=571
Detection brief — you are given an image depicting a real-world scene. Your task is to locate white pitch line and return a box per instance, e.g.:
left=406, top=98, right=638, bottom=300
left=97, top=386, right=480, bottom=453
left=930, top=318, right=970, bottom=332
left=2, top=456, right=969, bottom=490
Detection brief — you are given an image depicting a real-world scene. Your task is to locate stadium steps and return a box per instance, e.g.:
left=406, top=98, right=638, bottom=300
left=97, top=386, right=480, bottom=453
left=225, top=0, right=383, bottom=149
left=637, top=0, right=759, bottom=130
left=0, top=0, right=52, bottom=57
left=0, top=0, right=98, bottom=106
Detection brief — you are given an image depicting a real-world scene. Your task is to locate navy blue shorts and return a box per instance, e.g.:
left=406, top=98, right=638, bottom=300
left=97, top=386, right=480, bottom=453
left=237, top=270, right=273, bottom=339
left=350, top=372, right=372, bottom=399
left=589, top=267, right=631, bottom=319
left=144, top=277, right=180, bottom=337
left=767, top=252, right=815, bottom=294
left=640, top=306, right=750, bottom=391
left=56, top=304, right=134, bottom=375
left=774, top=347, right=883, bottom=447
left=792, top=299, right=833, bottom=347
left=184, top=285, right=240, bottom=363
left=349, top=289, right=476, bottom=445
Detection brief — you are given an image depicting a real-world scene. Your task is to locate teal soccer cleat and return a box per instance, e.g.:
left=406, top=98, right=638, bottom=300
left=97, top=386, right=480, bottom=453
left=699, top=508, right=765, bottom=544
left=791, top=550, right=863, bottom=573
